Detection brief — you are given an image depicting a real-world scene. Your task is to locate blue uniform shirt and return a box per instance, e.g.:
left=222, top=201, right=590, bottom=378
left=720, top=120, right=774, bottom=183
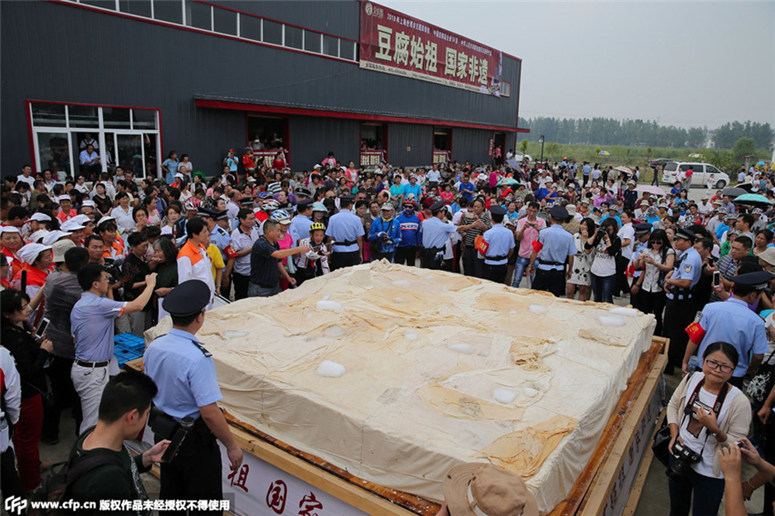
left=326, top=210, right=364, bottom=252
left=698, top=298, right=768, bottom=377
left=210, top=225, right=230, bottom=255
left=421, top=217, right=456, bottom=249
left=666, top=246, right=702, bottom=300
left=289, top=214, right=312, bottom=246
left=144, top=328, right=222, bottom=421
left=536, top=225, right=576, bottom=270
left=369, top=217, right=402, bottom=255
left=71, top=293, right=126, bottom=362
left=482, top=224, right=515, bottom=265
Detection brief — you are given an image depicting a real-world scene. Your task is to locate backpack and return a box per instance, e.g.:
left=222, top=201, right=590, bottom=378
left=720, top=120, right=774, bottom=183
left=30, top=451, right=131, bottom=515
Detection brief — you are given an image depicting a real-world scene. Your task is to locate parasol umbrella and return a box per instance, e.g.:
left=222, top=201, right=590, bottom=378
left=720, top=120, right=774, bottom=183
left=721, top=187, right=747, bottom=198
left=505, top=159, right=523, bottom=171
left=599, top=150, right=610, bottom=156
left=758, top=161, right=766, bottom=167
left=732, top=193, right=773, bottom=207
left=498, top=177, right=519, bottom=186
left=614, top=165, right=633, bottom=175
left=635, top=185, right=666, bottom=196
left=737, top=182, right=756, bottom=192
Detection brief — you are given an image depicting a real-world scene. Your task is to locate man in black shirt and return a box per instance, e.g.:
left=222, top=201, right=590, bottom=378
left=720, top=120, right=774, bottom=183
left=68, top=371, right=169, bottom=514
left=247, top=220, right=309, bottom=297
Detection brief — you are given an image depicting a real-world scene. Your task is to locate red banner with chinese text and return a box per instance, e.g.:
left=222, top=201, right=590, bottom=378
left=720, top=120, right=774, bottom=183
left=360, top=1, right=503, bottom=96
left=360, top=150, right=385, bottom=167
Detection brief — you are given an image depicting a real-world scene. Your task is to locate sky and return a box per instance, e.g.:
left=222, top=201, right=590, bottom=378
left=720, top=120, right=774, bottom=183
left=379, top=0, right=775, bottom=130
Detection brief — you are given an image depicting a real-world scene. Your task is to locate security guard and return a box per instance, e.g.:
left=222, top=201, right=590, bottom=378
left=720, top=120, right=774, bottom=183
left=481, top=206, right=515, bottom=283
left=628, top=222, right=653, bottom=310
left=325, top=195, right=364, bottom=270
left=144, top=280, right=243, bottom=513
left=208, top=210, right=232, bottom=256
left=289, top=198, right=314, bottom=245
left=528, top=205, right=576, bottom=297
left=682, top=270, right=769, bottom=386
left=662, top=227, right=702, bottom=375
left=421, top=202, right=458, bottom=269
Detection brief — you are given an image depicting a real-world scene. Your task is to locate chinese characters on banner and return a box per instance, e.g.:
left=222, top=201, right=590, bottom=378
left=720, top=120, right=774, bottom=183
left=432, top=150, right=450, bottom=165
left=360, top=1, right=503, bottom=95
left=219, top=441, right=368, bottom=515
left=359, top=150, right=385, bottom=167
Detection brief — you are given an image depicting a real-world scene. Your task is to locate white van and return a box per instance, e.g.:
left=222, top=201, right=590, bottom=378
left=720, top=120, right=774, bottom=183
left=661, top=162, right=729, bottom=189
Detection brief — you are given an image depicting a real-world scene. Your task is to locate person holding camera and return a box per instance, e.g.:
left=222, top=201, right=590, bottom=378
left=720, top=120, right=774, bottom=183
left=368, top=202, right=401, bottom=262
left=586, top=217, right=621, bottom=303
left=666, top=342, right=752, bottom=515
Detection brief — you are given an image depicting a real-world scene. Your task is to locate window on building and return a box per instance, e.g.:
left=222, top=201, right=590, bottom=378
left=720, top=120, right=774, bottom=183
left=29, top=102, right=161, bottom=179
left=360, top=123, right=387, bottom=167
left=433, top=128, right=452, bottom=165
left=247, top=115, right=289, bottom=168
left=213, top=6, right=236, bottom=35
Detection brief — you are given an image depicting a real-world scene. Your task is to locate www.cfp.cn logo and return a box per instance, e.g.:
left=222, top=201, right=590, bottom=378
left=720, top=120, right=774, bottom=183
left=5, top=496, right=29, bottom=515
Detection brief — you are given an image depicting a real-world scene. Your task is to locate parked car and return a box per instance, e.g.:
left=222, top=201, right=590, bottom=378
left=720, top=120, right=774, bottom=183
left=648, top=158, right=675, bottom=169
left=661, top=162, right=729, bottom=189
left=513, top=152, right=532, bottom=162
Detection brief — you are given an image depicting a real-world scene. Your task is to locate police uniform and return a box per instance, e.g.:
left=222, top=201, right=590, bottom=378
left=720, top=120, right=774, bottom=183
left=421, top=202, right=456, bottom=269
left=531, top=206, right=577, bottom=297
left=481, top=206, right=515, bottom=283
left=325, top=196, right=364, bottom=270
left=144, top=281, right=236, bottom=513
left=288, top=199, right=313, bottom=245
left=663, top=228, right=703, bottom=373
left=628, top=223, right=652, bottom=310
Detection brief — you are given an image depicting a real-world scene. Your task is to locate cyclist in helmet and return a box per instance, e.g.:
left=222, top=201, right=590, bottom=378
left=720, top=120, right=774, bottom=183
left=294, top=222, right=330, bottom=285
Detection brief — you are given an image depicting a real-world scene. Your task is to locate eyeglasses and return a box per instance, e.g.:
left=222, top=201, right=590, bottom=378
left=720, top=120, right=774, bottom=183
left=650, top=240, right=662, bottom=244
left=705, top=358, right=734, bottom=374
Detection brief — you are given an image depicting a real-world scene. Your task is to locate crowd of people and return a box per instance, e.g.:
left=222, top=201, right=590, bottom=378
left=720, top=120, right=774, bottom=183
left=3, top=152, right=775, bottom=513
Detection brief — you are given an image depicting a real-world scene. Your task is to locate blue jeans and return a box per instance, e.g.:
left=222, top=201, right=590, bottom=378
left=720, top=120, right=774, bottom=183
left=591, top=273, right=615, bottom=303
left=511, top=256, right=532, bottom=288
left=667, top=455, right=724, bottom=516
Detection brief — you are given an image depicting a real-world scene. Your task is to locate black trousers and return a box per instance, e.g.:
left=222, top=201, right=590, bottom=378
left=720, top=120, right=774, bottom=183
left=663, top=297, right=696, bottom=370
left=614, top=255, right=630, bottom=296
left=462, top=246, right=483, bottom=278
left=639, top=289, right=667, bottom=336
left=532, top=268, right=566, bottom=297
left=420, top=248, right=442, bottom=269
left=1, top=447, right=25, bottom=502
left=330, top=251, right=360, bottom=271
left=42, top=355, right=80, bottom=441
left=157, top=422, right=223, bottom=515
left=483, top=263, right=507, bottom=284
left=232, top=273, right=250, bottom=301
left=394, top=246, right=417, bottom=266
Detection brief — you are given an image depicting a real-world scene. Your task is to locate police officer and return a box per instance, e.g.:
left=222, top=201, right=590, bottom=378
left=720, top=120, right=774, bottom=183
left=325, top=195, right=364, bottom=270
left=682, top=270, right=769, bottom=387
left=662, top=227, right=702, bottom=375
left=144, top=280, right=243, bottom=513
left=528, top=205, right=576, bottom=296
left=421, top=202, right=458, bottom=269
left=481, top=206, right=515, bottom=283
left=289, top=198, right=314, bottom=245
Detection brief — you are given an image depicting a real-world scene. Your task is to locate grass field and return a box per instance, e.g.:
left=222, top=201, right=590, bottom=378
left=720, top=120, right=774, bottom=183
left=517, top=141, right=770, bottom=178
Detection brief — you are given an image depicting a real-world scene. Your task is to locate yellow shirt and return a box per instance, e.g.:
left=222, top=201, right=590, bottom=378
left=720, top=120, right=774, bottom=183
left=206, top=244, right=225, bottom=282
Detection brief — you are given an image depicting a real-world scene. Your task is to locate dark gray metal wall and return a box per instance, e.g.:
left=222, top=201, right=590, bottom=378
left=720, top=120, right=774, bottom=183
left=387, top=123, right=433, bottom=166
left=287, top=116, right=360, bottom=171
left=452, top=128, right=493, bottom=165
left=1, top=1, right=520, bottom=174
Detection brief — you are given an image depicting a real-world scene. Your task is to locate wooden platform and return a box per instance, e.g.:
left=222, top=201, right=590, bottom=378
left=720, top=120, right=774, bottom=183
left=124, top=335, right=667, bottom=515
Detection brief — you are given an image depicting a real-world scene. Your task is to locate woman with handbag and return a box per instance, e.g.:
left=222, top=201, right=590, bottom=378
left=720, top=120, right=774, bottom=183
left=632, top=229, right=675, bottom=336
left=1, top=288, right=54, bottom=493
left=666, top=342, right=752, bottom=515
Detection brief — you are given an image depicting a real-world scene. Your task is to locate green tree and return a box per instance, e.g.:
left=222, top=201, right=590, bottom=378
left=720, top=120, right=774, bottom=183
left=732, top=137, right=756, bottom=160
left=519, top=139, right=528, bottom=153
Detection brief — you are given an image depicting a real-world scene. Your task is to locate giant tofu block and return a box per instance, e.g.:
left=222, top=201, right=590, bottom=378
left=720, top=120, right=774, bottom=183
left=152, top=262, right=655, bottom=513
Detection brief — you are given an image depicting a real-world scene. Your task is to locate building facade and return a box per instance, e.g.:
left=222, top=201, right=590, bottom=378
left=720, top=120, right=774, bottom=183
left=1, top=0, right=523, bottom=179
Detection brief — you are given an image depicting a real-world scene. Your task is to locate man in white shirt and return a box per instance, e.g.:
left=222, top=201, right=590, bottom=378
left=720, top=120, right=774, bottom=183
left=79, top=144, right=101, bottom=181
left=16, top=165, right=35, bottom=188
left=616, top=210, right=635, bottom=296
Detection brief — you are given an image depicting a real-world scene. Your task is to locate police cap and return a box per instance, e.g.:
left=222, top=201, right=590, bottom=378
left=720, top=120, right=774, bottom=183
left=430, top=201, right=446, bottom=213
left=213, top=210, right=229, bottom=221
left=297, top=198, right=314, bottom=209
left=489, top=205, right=507, bottom=216
left=162, top=280, right=210, bottom=317
left=732, top=271, right=771, bottom=290
left=673, top=228, right=696, bottom=242
left=634, top=222, right=652, bottom=236
left=548, top=205, right=569, bottom=220
left=197, top=207, right=216, bottom=218
left=340, top=195, right=355, bottom=202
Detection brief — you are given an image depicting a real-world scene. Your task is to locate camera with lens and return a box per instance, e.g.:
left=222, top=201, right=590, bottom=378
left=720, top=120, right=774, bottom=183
left=666, top=441, right=702, bottom=481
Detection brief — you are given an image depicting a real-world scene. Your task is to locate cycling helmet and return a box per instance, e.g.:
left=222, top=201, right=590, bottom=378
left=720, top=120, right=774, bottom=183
left=312, top=201, right=327, bottom=212
left=309, top=222, right=326, bottom=232
left=262, top=199, right=280, bottom=212
left=271, top=209, right=291, bottom=224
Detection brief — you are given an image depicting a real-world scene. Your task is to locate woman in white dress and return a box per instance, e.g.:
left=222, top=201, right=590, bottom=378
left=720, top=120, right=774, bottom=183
left=567, top=218, right=596, bottom=301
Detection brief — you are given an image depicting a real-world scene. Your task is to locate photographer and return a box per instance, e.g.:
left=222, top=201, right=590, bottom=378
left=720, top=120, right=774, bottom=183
left=718, top=437, right=775, bottom=516
left=586, top=217, right=621, bottom=303
left=368, top=202, right=401, bottom=262
left=666, top=342, right=751, bottom=515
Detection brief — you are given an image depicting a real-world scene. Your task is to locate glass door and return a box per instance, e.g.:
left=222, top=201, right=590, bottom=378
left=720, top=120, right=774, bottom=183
left=33, top=131, right=72, bottom=181
left=116, top=134, right=144, bottom=177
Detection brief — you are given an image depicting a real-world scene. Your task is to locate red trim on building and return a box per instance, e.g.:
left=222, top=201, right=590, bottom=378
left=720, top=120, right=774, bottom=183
left=195, top=99, right=519, bottom=133
left=49, top=0, right=357, bottom=66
